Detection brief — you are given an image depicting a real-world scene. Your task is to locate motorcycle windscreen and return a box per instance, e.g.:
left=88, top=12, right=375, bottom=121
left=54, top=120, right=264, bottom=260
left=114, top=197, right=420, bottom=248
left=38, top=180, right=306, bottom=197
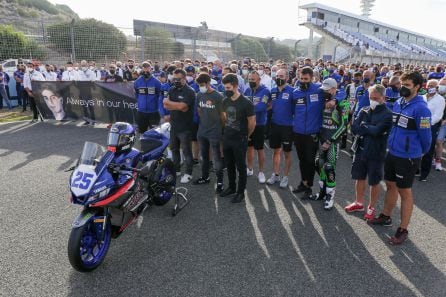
left=79, top=142, right=106, bottom=166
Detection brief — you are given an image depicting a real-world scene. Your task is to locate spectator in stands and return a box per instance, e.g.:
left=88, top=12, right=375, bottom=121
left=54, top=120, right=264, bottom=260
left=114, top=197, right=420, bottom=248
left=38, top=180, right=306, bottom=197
left=104, top=64, right=123, bottom=82
left=220, top=73, right=255, bottom=203
left=369, top=71, right=432, bottom=245
left=345, top=84, right=392, bottom=219
left=23, top=61, right=45, bottom=122
left=435, top=78, right=446, bottom=171
left=62, top=62, right=78, bottom=81
left=244, top=71, right=272, bottom=184
left=418, top=80, right=445, bottom=181
left=163, top=68, right=196, bottom=184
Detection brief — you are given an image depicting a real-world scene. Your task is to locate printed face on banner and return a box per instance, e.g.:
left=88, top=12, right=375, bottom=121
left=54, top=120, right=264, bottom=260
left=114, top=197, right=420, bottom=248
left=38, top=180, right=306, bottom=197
left=42, top=89, right=65, bottom=120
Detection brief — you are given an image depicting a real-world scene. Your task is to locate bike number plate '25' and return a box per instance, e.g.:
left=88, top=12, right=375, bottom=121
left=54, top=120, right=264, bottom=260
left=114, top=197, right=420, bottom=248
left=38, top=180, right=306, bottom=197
left=70, top=164, right=98, bottom=197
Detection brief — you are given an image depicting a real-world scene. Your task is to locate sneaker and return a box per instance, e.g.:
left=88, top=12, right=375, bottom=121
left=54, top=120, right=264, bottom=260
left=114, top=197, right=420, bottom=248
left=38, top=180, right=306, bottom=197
left=258, top=172, right=266, bottom=184
left=368, top=213, right=392, bottom=226
left=292, top=182, right=310, bottom=194
left=247, top=168, right=254, bottom=176
left=279, top=176, right=289, bottom=188
left=82, top=121, right=90, bottom=126
left=364, top=206, right=375, bottom=221
left=435, top=162, right=443, bottom=171
left=176, top=171, right=182, bottom=177
left=193, top=177, right=210, bottom=185
left=344, top=202, right=364, bottom=213
left=418, top=177, right=427, bottom=182
left=324, top=195, right=334, bottom=210
left=193, top=159, right=200, bottom=165
left=180, top=174, right=192, bottom=184
left=215, top=183, right=224, bottom=194
left=300, top=188, right=313, bottom=200
left=389, top=228, right=409, bottom=245
left=415, top=169, right=421, bottom=177
left=267, top=173, right=281, bottom=185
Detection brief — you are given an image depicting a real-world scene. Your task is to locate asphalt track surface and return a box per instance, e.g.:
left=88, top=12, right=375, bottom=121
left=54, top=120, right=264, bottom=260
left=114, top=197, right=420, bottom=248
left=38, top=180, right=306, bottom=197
left=0, top=121, right=445, bottom=297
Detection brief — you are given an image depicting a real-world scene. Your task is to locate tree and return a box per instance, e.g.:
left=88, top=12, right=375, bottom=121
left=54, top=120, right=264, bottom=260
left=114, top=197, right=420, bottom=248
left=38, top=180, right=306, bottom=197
left=0, top=25, right=46, bottom=60
left=259, top=39, right=293, bottom=62
left=47, top=19, right=127, bottom=61
left=143, top=27, right=183, bottom=60
left=231, top=37, right=267, bottom=61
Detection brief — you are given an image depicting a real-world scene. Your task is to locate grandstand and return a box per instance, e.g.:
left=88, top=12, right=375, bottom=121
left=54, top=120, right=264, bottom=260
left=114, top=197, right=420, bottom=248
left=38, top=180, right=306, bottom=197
left=299, top=2, right=446, bottom=64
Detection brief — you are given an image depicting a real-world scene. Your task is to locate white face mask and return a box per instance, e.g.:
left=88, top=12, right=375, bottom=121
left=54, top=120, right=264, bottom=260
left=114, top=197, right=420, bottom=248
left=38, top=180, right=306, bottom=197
left=438, top=85, right=446, bottom=95
left=428, top=87, right=437, bottom=95
left=167, top=74, right=174, bottom=81
left=74, top=67, right=79, bottom=71
left=242, top=69, right=249, bottom=75
left=369, top=99, right=380, bottom=110
left=89, top=66, right=94, bottom=70
left=271, top=71, right=277, bottom=78
left=186, top=76, right=194, bottom=83
left=199, top=86, right=207, bottom=94
left=81, top=67, right=88, bottom=72
left=67, top=67, right=73, bottom=71
left=257, top=70, right=264, bottom=76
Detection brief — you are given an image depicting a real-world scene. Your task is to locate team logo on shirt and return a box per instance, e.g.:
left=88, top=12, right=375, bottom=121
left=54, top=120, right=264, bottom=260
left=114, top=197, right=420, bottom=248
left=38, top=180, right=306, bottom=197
left=199, top=100, right=215, bottom=109
left=282, top=93, right=290, bottom=100
left=310, top=94, right=319, bottom=102
left=419, top=117, right=431, bottom=129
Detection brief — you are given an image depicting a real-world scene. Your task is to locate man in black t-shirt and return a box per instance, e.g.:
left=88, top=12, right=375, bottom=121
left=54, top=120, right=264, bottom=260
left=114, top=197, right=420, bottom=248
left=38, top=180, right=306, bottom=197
left=220, top=73, right=256, bottom=203
left=163, top=68, right=196, bottom=184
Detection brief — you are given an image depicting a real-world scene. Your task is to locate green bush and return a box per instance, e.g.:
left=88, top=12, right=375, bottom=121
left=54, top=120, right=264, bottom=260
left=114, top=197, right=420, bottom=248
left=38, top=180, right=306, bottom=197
left=0, top=25, right=46, bottom=60
left=231, top=37, right=267, bottom=61
left=143, top=27, right=184, bottom=59
left=17, top=0, right=58, bottom=15
left=47, top=19, right=127, bottom=61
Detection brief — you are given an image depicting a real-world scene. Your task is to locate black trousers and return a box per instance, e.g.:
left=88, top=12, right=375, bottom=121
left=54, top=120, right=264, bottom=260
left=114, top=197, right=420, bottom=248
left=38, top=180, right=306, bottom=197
left=29, top=95, right=38, bottom=119
left=137, top=111, right=160, bottom=134
left=420, top=123, right=440, bottom=179
left=223, top=136, right=248, bottom=194
left=293, top=133, right=319, bottom=187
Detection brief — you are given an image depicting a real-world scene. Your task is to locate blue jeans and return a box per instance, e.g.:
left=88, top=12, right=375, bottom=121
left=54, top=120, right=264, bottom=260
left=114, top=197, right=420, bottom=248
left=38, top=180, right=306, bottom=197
left=0, top=85, right=12, bottom=109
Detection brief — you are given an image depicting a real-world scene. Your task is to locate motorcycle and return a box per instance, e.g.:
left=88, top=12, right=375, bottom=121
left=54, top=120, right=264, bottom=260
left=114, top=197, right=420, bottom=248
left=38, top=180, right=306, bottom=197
left=66, top=122, right=188, bottom=272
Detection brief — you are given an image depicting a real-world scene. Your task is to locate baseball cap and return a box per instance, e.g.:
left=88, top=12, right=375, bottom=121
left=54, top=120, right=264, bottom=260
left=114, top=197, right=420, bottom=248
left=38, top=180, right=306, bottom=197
left=185, top=65, right=195, bottom=73
left=320, top=78, right=337, bottom=91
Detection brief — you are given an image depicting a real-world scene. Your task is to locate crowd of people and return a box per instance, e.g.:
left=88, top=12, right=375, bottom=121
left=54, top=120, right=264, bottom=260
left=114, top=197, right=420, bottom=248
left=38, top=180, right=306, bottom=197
left=2, top=56, right=445, bottom=246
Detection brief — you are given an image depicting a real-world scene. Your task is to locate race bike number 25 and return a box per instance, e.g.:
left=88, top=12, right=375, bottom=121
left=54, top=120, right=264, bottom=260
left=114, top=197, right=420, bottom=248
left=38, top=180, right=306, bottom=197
left=70, top=165, right=97, bottom=196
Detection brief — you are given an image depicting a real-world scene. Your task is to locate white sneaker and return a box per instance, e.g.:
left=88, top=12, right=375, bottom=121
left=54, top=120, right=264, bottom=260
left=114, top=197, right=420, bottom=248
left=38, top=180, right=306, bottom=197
left=247, top=168, right=254, bottom=176
left=180, top=174, right=192, bottom=184
left=279, top=176, right=289, bottom=188
left=267, top=173, right=281, bottom=185
left=258, top=172, right=266, bottom=184
left=435, top=162, right=443, bottom=171
left=176, top=171, right=182, bottom=177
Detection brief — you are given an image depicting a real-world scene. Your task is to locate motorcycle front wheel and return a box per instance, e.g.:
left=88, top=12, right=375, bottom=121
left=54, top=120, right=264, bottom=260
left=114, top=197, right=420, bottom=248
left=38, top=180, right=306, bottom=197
left=67, top=219, right=111, bottom=272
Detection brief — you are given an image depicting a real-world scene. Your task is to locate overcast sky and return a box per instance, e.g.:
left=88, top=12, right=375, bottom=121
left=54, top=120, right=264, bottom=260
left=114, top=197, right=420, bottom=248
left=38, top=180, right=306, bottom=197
left=49, top=0, right=445, bottom=41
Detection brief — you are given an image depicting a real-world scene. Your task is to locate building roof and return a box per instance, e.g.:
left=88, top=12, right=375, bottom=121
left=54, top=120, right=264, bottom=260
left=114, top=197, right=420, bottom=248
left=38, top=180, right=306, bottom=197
left=300, top=2, right=445, bottom=45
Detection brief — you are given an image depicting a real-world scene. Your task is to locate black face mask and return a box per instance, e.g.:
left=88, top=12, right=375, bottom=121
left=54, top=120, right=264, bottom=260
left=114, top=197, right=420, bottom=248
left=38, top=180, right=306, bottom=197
left=143, top=72, right=151, bottom=79
left=249, top=81, right=257, bottom=89
left=363, top=77, right=371, bottom=84
left=128, top=65, right=134, bottom=69
left=436, top=67, right=442, bottom=72
left=399, top=86, right=412, bottom=98
left=154, top=65, right=160, bottom=71
left=391, top=85, right=399, bottom=92
left=299, top=82, right=309, bottom=91
left=225, top=90, right=234, bottom=98
left=174, top=81, right=183, bottom=89
left=109, top=70, right=115, bottom=75
left=276, top=78, right=286, bottom=87
left=322, top=91, right=332, bottom=101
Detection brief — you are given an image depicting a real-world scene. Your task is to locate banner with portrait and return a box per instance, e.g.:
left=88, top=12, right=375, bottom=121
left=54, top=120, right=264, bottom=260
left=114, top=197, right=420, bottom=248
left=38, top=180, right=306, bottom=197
left=32, top=81, right=138, bottom=124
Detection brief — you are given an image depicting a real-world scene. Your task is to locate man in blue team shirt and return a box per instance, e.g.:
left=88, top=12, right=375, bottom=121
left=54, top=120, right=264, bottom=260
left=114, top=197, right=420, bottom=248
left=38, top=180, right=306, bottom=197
left=385, top=76, right=401, bottom=110
left=291, top=67, right=328, bottom=198
left=354, top=70, right=374, bottom=118
left=244, top=71, right=271, bottom=184
left=159, top=65, right=177, bottom=122
left=14, top=64, right=25, bottom=108
left=266, top=69, right=294, bottom=188
left=134, top=61, right=162, bottom=133
left=427, top=64, right=445, bottom=80
left=369, top=71, right=432, bottom=246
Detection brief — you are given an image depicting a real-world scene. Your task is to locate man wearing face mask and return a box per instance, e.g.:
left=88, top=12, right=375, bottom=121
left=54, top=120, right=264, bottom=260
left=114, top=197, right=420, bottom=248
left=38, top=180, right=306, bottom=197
left=341, top=72, right=363, bottom=149
left=163, top=68, right=196, bottom=184
left=257, top=64, right=272, bottom=91
left=23, top=61, right=45, bottom=122
left=266, top=69, right=294, bottom=188
left=369, top=71, right=432, bottom=246
left=428, top=64, right=445, bottom=80
left=104, top=64, right=123, bottom=82
left=185, top=65, right=200, bottom=165
left=134, top=61, right=162, bottom=134
left=62, top=61, right=78, bottom=81
left=14, top=64, right=25, bottom=109
left=77, top=60, right=95, bottom=81
left=194, top=73, right=225, bottom=192
left=354, top=70, right=375, bottom=118
left=418, top=80, right=445, bottom=181
left=385, top=76, right=401, bottom=110
left=152, top=62, right=164, bottom=80
left=220, top=73, right=256, bottom=203
left=346, top=84, right=392, bottom=219
left=434, top=78, right=446, bottom=171
left=310, top=78, right=348, bottom=210
left=159, top=65, right=177, bottom=122
left=244, top=71, right=272, bottom=184
left=123, top=59, right=136, bottom=82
